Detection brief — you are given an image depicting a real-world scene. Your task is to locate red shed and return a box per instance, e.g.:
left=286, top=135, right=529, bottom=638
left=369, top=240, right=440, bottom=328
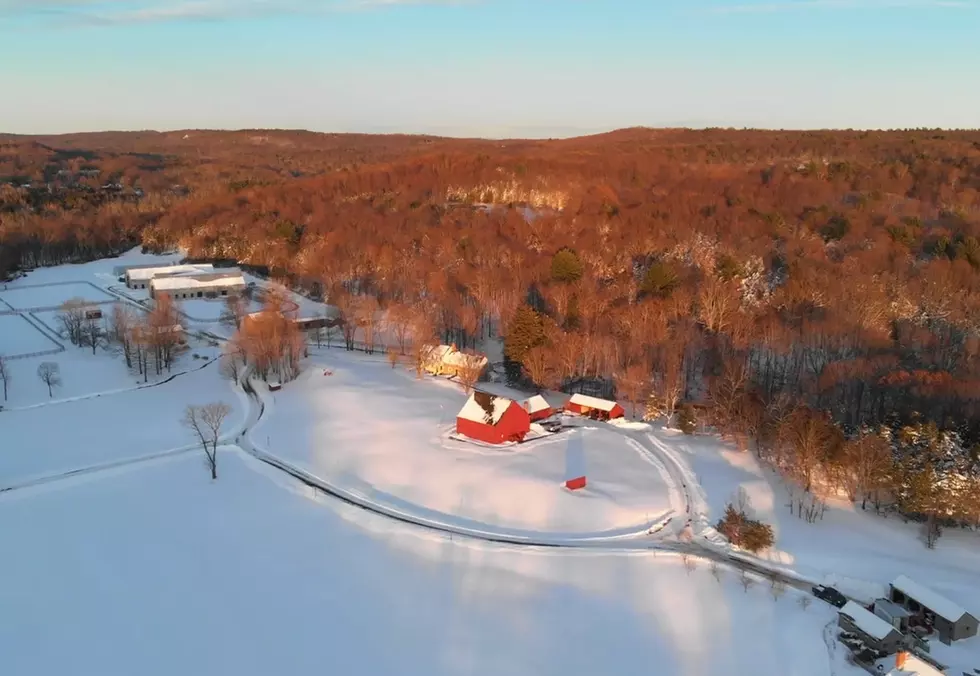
left=565, top=393, right=625, bottom=420
left=456, top=392, right=531, bottom=444
left=524, top=394, right=553, bottom=422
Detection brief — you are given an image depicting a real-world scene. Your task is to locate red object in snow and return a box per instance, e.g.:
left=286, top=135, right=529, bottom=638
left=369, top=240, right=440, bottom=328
left=456, top=392, right=531, bottom=444
left=564, top=393, right=625, bottom=420
left=565, top=476, right=587, bottom=491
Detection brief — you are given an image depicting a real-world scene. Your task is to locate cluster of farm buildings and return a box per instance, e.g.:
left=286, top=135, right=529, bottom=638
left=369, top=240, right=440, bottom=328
left=836, top=575, right=977, bottom=675
left=120, top=263, right=246, bottom=300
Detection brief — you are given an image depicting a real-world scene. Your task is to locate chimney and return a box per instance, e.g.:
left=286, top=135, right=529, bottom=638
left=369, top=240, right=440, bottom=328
left=895, top=651, right=907, bottom=670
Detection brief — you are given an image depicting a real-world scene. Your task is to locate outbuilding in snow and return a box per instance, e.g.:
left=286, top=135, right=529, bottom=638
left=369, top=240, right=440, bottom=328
left=524, top=394, right=553, bottom=422
left=125, top=263, right=215, bottom=289
left=150, top=270, right=247, bottom=300
left=878, top=651, right=946, bottom=676
left=889, top=575, right=978, bottom=644
left=838, top=600, right=906, bottom=655
left=564, top=393, right=625, bottom=420
left=456, top=391, right=531, bottom=444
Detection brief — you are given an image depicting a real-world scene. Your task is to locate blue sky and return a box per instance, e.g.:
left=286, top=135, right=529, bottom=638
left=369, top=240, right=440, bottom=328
left=0, top=0, right=977, bottom=136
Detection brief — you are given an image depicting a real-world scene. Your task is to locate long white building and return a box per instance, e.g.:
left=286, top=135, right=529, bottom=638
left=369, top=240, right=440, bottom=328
left=125, top=263, right=215, bottom=289
left=149, top=270, right=247, bottom=300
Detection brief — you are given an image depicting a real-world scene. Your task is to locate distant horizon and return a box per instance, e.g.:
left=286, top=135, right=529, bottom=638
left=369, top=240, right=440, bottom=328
left=4, top=123, right=980, bottom=143
left=1, top=1, right=978, bottom=135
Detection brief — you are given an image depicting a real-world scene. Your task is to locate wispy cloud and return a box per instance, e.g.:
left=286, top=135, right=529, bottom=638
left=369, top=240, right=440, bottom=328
left=0, top=0, right=474, bottom=24
left=703, top=0, right=975, bottom=13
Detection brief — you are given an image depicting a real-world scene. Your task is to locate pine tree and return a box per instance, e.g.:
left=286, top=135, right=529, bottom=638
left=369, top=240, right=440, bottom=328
left=504, top=304, right=546, bottom=363
left=550, top=248, right=583, bottom=284
left=677, top=403, right=697, bottom=435
left=640, top=262, right=679, bottom=298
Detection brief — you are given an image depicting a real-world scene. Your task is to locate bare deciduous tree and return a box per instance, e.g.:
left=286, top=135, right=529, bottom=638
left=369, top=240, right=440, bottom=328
left=37, top=361, right=61, bottom=398
left=709, top=560, right=722, bottom=582
left=681, top=553, right=698, bottom=575
left=183, top=402, right=232, bottom=480
left=769, top=578, right=787, bottom=601
left=58, top=298, right=87, bottom=346
left=739, top=570, right=755, bottom=593
left=456, top=353, right=484, bottom=394
left=0, top=354, right=10, bottom=401
left=798, top=595, right=812, bottom=612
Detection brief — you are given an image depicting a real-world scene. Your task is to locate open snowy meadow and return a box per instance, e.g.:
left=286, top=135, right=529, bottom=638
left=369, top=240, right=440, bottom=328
left=251, top=351, right=680, bottom=539
left=0, top=451, right=855, bottom=676
left=1, top=250, right=977, bottom=676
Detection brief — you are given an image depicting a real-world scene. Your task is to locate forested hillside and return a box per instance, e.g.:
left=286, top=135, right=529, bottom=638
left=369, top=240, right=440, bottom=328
left=4, top=127, right=980, bottom=532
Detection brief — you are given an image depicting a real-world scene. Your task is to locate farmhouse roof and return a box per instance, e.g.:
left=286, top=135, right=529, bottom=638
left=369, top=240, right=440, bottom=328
left=568, top=393, right=619, bottom=412
left=457, top=392, right=515, bottom=426
left=840, top=601, right=900, bottom=641
left=442, top=349, right=488, bottom=370
left=891, top=575, right=969, bottom=622
left=525, top=395, right=551, bottom=413
left=151, top=271, right=246, bottom=292
left=881, top=653, right=945, bottom=676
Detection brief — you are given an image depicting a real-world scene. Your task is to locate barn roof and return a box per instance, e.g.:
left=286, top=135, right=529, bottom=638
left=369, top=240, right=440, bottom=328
left=457, top=392, right=515, bottom=426
left=891, top=575, right=969, bottom=622
left=840, top=601, right=899, bottom=641
left=568, top=393, right=619, bottom=412
left=151, top=271, right=246, bottom=291
left=525, top=394, right=551, bottom=413
left=127, top=263, right=214, bottom=281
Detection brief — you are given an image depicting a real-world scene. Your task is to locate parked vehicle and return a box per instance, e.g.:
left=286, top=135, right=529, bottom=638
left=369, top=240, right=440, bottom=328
left=812, top=584, right=848, bottom=608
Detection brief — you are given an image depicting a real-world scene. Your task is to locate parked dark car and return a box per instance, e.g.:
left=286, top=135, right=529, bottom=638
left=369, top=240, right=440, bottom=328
left=812, top=584, right=848, bottom=608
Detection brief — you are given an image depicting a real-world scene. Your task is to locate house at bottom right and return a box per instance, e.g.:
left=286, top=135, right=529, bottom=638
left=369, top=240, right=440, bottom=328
left=888, top=575, right=978, bottom=644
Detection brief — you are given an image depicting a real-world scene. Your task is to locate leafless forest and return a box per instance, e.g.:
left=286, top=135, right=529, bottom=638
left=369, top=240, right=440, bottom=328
left=4, top=127, right=980, bottom=535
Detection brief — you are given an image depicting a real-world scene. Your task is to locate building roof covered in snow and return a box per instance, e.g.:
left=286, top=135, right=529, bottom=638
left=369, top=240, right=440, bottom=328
left=891, top=576, right=968, bottom=622
left=127, top=263, right=214, bottom=282
left=457, top=392, right=515, bottom=426
left=880, top=653, right=945, bottom=676
left=442, top=349, right=488, bottom=370
left=840, top=601, right=900, bottom=641
left=525, top=394, right=551, bottom=413
left=568, top=393, right=619, bottom=412
left=150, top=270, right=246, bottom=291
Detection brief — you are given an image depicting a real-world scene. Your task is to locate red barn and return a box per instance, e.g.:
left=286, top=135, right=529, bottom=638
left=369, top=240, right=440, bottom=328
left=524, top=394, right=553, bottom=422
left=565, top=393, right=625, bottom=420
left=457, top=391, right=531, bottom=444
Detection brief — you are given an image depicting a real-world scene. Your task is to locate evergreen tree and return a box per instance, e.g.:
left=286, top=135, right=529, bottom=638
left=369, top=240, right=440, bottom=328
left=504, top=304, right=546, bottom=363
left=677, top=403, right=697, bottom=435
left=550, top=248, right=584, bottom=284
left=640, top=262, right=679, bottom=298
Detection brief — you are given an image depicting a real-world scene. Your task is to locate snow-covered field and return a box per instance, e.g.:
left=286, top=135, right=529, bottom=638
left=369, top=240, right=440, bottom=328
left=0, top=451, right=858, bottom=676
left=0, top=281, right=116, bottom=309
left=0, top=313, right=58, bottom=357
left=652, top=426, right=980, bottom=672
left=0, top=362, right=245, bottom=489
left=251, top=351, right=678, bottom=538
left=1, top=251, right=977, bottom=676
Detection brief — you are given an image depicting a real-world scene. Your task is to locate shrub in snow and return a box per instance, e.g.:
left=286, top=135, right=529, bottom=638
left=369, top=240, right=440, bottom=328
left=716, top=503, right=774, bottom=553
left=677, top=403, right=697, bottom=435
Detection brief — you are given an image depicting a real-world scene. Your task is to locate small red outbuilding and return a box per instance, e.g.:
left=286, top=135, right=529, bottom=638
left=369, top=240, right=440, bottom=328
left=456, top=391, right=531, bottom=444
left=524, top=394, right=553, bottom=422
left=565, top=393, right=625, bottom=420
